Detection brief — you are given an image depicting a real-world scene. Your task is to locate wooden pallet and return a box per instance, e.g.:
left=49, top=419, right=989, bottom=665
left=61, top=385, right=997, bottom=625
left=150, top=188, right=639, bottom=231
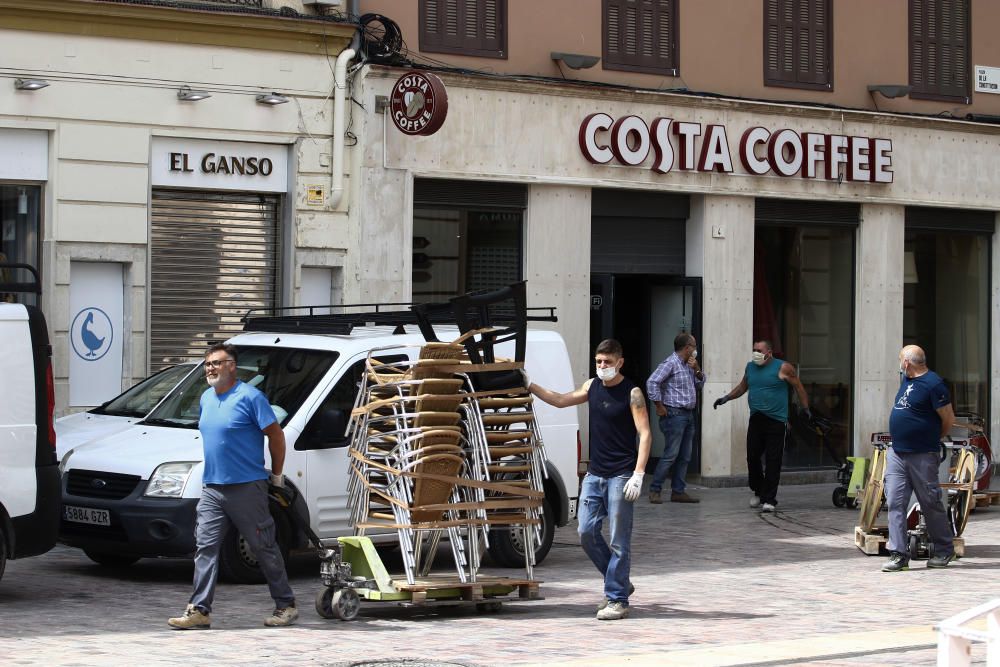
left=973, top=490, right=1000, bottom=509
left=380, top=575, right=541, bottom=604
left=854, top=525, right=965, bottom=557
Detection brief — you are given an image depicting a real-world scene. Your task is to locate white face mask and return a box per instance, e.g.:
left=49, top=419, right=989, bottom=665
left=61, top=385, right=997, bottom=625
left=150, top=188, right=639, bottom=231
left=752, top=351, right=767, bottom=366
left=596, top=365, right=618, bottom=382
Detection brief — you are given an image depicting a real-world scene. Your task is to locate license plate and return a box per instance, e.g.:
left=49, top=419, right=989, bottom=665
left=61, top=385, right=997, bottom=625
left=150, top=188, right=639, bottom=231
left=64, top=505, right=111, bottom=526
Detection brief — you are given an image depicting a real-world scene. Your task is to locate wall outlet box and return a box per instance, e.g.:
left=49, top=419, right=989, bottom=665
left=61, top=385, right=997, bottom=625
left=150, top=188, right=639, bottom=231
left=711, top=225, right=725, bottom=238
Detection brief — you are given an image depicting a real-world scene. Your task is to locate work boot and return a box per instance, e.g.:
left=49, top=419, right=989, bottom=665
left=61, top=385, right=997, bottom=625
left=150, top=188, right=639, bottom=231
left=596, top=601, right=630, bottom=620
left=927, top=552, right=956, bottom=568
left=671, top=492, right=700, bottom=504
left=264, top=604, right=299, bottom=627
left=168, top=604, right=211, bottom=630
left=597, top=583, right=635, bottom=611
left=882, top=552, right=909, bottom=572
left=648, top=491, right=662, bottom=504
left=749, top=495, right=761, bottom=508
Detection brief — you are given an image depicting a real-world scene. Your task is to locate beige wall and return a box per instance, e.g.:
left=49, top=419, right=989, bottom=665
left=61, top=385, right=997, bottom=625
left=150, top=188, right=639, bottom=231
left=361, top=0, right=1000, bottom=118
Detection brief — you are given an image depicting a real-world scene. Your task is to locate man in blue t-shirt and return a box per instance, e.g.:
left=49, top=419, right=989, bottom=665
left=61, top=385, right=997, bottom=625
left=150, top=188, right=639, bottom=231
left=882, top=344, right=956, bottom=572
left=527, top=339, right=651, bottom=621
left=168, top=343, right=297, bottom=630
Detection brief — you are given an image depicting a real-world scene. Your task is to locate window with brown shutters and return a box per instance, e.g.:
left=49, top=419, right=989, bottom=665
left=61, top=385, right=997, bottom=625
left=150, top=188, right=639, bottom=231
left=764, top=0, right=832, bottom=90
left=909, top=0, right=970, bottom=103
left=419, top=0, right=507, bottom=59
left=603, top=0, right=678, bottom=76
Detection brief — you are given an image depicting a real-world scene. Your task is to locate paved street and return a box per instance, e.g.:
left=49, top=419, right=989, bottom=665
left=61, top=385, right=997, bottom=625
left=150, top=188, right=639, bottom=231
left=2, top=482, right=997, bottom=666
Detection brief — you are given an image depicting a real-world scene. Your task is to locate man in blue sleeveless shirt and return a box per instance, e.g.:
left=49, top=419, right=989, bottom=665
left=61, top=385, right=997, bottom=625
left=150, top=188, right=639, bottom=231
left=169, top=343, right=297, bottom=630
left=527, top=339, right=651, bottom=621
left=713, top=339, right=810, bottom=512
left=881, top=345, right=955, bottom=572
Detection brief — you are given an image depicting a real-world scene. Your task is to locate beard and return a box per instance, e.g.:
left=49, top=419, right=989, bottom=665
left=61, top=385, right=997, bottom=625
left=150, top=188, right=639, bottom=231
left=206, top=375, right=220, bottom=387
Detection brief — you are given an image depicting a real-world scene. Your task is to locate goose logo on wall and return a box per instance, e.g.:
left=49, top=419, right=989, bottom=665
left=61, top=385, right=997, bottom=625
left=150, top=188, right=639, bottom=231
left=71, top=307, right=113, bottom=361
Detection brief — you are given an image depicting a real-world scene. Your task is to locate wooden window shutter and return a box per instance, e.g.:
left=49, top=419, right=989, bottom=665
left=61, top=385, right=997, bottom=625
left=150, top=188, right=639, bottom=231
left=909, top=0, right=970, bottom=102
left=603, top=0, right=678, bottom=75
left=420, top=0, right=507, bottom=58
left=765, top=0, right=831, bottom=89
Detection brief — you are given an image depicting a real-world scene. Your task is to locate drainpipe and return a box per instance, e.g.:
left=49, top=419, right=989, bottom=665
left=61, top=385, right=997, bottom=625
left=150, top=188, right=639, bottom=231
left=329, top=5, right=362, bottom=210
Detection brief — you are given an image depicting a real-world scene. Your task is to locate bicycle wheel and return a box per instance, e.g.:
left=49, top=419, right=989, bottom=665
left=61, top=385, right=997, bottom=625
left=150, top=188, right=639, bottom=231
left=946, top=449, right=976, bottom=537
left=857, top=447, right=887, bottom=532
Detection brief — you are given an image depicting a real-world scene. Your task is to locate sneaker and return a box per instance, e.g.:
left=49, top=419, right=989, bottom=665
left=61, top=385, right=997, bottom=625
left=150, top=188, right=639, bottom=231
left=761, top=502, right=776, bottom=513
left=264, top=605, right=299, bottom=627
left=597, top=583, right=635, bottom=611
left=596, top=601, right=630, bottom=621
left=927, top=552, right=956, bottom=568
left=749, top=495, right=761, bottom=508
left=671, top=492, right=700, bottom=504
left=882, top=553, right=910, bottom=572
left=648, top=491, right=662, bottom=504
left=168, top=604, right=211, bottom=630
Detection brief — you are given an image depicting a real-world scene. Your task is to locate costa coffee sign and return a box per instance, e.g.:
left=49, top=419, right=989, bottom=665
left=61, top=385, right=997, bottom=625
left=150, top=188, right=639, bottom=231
left=579, top=113, right=893, bottom=183
left=390, top=71, right=448, bottom=136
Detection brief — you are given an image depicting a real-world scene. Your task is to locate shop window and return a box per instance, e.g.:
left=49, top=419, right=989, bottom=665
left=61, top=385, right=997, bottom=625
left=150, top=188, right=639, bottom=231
left=904, top=228, right=990, bottom=420
left=603, top=0, right=679, bottom=76
left=0, top=184, right=41, bottom=306
left=754, top=222, right=855, bottom=469
left=909, top=0, right=970, bottom=103
left=412, top=209, right=522, bottom=303
left=764, top=0, right=832, bottom=90
left=419, top=0, right=507, bottom=59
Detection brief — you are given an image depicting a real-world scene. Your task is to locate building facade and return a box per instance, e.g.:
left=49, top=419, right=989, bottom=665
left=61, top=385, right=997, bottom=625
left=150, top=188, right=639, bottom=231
left=4, top=0, right=998, bottom=484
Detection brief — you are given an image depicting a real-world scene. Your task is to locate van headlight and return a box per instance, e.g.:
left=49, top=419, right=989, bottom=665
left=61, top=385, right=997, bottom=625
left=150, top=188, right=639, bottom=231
left=145, top=462, right=197, bottom=498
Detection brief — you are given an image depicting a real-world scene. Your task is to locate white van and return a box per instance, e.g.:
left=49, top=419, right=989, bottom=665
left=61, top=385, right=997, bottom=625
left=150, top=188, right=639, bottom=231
left=59, top=324, right=579, bottom=581
left=0, top=265, right=60, bottom=582
left=55, top=362, right=199, bottom=460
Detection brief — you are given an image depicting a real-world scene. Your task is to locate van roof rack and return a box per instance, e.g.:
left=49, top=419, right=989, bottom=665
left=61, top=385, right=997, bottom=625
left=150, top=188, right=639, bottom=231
left=0, top=263, right=41, bottom=294
left=241, top=302, right=557, bottom=336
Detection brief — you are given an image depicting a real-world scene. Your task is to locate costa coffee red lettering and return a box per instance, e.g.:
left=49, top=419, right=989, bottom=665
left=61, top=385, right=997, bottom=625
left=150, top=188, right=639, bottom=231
left=579, top=113, right=893, bottom=183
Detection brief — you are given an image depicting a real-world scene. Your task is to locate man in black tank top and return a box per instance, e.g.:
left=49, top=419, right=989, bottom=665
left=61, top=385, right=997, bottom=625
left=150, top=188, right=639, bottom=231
left=527, top=339, right=651, bottom=621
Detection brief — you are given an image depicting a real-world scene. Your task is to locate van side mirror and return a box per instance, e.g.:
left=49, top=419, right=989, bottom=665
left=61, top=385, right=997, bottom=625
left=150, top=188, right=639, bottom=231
left=295, top=408, right=349, bottom=451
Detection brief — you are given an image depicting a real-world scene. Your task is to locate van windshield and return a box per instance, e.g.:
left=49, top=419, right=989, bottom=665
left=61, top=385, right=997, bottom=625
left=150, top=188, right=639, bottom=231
left=91, top=363, right=197, bottom=418
left=142, top=346, right=338, bottom=429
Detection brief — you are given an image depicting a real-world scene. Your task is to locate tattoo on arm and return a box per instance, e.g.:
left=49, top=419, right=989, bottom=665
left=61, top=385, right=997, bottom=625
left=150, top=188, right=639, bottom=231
left=630, top=388, right=645, bottom=409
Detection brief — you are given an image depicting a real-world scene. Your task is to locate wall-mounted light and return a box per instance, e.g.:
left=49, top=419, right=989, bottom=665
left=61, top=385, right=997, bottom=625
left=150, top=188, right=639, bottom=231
left=867, top=84, right=911, bottom=99
left=551, top=52, right=601, bottom=70
left=14, top=78, right=49, bottom=91
left=177, top=86, right=211, bottom=102
left=255, top=92, right=289, bottom=105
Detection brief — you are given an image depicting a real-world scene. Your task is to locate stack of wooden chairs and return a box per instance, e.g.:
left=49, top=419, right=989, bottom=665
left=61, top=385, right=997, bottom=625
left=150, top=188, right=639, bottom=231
left=346, top=332, right=546, bottom=585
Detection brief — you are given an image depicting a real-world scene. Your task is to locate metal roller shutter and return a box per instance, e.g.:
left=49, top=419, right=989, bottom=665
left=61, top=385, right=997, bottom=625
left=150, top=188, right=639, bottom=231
left=150, top=190, right=280, bottom=370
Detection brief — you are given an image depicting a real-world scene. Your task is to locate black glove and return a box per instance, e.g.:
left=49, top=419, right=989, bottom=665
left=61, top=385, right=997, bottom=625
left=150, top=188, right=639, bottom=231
left=713, top=396, right=728, bottom=410
left=800, top=407, right=812, bottom=421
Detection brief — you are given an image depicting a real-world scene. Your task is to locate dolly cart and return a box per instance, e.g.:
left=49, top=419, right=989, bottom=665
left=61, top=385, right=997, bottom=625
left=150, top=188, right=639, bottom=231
left=832, top=456, right=869, bottom=509
left=315, top=535, right=542, bottom=621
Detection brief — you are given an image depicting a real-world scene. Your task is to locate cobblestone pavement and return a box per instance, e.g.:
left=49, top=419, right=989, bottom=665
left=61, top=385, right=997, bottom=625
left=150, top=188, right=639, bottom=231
left=2, top=482, right=998, bottom=666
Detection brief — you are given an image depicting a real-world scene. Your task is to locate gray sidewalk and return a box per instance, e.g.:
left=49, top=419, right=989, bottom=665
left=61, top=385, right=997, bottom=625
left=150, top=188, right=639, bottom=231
left=1, top=482, right=997, bottom=666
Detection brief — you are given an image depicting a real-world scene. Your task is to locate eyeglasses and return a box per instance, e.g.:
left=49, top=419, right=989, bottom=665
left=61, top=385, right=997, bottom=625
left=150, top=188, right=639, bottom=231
left=204, top=359, right=234, bottom=369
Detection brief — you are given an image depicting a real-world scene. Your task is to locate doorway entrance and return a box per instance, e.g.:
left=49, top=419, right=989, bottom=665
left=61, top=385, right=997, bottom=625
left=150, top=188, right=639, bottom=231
left=590, top=274, right=703, bottom=471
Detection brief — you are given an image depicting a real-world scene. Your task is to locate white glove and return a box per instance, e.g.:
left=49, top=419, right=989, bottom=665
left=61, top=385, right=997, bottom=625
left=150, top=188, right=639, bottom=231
left=269, top=473, right=285, bottom=488
left=623, top=472, right=644, bottom=502
left=519, top=368, right=531, bottom=390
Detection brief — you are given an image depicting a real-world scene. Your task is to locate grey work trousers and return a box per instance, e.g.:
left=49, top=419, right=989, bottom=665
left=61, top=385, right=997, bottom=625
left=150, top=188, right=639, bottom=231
left=189, top=480, right=295, bottom=613
left=885, top=448, right=954, bottom=559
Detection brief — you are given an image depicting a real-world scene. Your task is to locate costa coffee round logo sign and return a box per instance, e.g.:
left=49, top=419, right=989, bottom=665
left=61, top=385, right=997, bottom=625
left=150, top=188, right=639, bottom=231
left=389, top=71, right=448, bottom=136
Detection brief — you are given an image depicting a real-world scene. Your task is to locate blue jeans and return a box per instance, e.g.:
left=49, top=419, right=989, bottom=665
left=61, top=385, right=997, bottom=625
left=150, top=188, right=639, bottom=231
left=578, top=472, right=634, bottom=604
left=649, top=408, right=695, bottom=495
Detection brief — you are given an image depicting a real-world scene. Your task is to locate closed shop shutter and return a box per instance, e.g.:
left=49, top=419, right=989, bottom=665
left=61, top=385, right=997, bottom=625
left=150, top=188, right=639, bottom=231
left=591, top=189, right=689, bottom=275
left=150, top=189, right=280, bottom=370
left=755, top=198, right=860, bottom=226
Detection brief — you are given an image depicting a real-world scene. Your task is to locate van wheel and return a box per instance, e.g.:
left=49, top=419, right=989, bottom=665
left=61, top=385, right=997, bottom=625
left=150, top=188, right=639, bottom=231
left=84, top=549, right=141, bottom=568
left=219, top=513, right=291, bottom=585
left=488, top=498, right=555, bottom=567
left=0, top=525, right=7, bottom=583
